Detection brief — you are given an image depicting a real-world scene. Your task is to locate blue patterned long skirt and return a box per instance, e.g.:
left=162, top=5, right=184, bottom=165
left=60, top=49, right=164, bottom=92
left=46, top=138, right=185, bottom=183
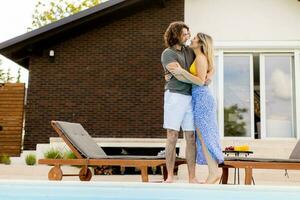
left=192, top=85, right=224, bottom=165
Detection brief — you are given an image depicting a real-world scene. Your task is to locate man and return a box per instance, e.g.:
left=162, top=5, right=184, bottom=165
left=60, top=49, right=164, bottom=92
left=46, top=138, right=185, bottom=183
left=161, top=21, right=199, bottom=183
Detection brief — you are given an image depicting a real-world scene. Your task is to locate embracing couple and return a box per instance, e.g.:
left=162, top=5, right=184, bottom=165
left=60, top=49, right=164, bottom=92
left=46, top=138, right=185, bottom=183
left=161, top=21, right=224, bottom=184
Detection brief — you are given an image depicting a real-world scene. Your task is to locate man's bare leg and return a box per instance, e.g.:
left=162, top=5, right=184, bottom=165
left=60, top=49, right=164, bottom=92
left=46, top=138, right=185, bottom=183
left=196, top=128, right=220, bottom=184
left=165, top=129, right=178, bottom=183
left=184, top=131, right=199, bottom=183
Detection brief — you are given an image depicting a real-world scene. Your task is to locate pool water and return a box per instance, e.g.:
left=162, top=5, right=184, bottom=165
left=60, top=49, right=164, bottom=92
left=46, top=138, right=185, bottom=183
left=0, top=180, right=300, bottom=200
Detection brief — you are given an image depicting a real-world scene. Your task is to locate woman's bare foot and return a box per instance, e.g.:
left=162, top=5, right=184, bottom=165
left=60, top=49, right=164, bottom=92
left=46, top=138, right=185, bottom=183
left=205, top=175, right=220, bottom=184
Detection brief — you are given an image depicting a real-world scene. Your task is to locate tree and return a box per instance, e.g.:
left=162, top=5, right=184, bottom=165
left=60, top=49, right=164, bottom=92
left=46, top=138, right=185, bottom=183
left=0, top=59, right=21, bottom=83
left=5, top=68, right=14, bottom=83
left=0, top=59, right=6, bottom=82
left=31, top=0, right=102, bottom=30
left=16, top=68, right=21, bottom=83
left=224, top=104, right=248, bottom=137
left=0, top=68, right=15, bottom=83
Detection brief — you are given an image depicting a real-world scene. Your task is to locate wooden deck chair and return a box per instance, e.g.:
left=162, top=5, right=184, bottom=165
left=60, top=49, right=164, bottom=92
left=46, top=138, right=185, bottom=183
left=38, top=121, right=186, bottom=182
left=220, top=140, right=300, bottom=185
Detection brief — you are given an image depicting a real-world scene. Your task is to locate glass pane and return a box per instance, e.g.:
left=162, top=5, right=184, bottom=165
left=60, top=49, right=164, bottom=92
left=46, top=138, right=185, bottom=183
left=264, top=55, right=295, bottom=138
left=224, top=55, right=252, bottom=137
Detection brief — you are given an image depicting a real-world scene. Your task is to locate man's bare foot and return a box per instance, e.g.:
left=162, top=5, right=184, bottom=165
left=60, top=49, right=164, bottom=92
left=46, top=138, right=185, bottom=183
left=163, top=177, right=174, bottom=183
left=205, top=175, right=220, bottom=184
left=189, top=178, right=203, bottom=184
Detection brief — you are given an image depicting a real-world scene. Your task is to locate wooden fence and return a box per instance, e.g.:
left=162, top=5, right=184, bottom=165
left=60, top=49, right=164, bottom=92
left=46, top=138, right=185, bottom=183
left=0, top=83, right=25, bottom=156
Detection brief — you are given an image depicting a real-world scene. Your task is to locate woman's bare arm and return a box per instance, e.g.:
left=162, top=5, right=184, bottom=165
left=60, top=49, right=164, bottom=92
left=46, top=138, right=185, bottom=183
left=206, top=67, right=215, bottom=81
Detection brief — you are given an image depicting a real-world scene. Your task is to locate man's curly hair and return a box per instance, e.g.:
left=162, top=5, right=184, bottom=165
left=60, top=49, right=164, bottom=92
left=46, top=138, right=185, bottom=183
left=164, top=21, right=189, bottom=47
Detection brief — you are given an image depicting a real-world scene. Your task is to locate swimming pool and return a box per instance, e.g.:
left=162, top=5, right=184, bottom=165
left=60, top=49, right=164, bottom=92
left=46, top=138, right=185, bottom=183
left=0, top=180, right=300, bottom=200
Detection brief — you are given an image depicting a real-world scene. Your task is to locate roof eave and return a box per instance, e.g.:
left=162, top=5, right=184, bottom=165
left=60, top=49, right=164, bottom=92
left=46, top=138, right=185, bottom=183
left=0, top=0, right=161, bottom=67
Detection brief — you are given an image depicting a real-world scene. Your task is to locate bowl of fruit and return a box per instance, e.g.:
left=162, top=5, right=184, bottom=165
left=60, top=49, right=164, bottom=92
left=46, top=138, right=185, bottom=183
left=224, top=145, right=250, bottom=151
left=224, top=146, right=234, bottom=151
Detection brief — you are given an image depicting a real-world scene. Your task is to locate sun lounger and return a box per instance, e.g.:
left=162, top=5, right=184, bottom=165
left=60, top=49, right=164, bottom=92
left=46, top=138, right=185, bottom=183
left=38, top=121, right=186, bottom=182
left=219, top=140, right=300, bottom=185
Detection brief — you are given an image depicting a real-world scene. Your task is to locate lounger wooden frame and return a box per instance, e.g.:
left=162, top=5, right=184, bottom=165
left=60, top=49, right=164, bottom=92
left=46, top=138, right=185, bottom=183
left=220, top=160, right=300, bottom=185
left=38, top=121, right=186, bottom=182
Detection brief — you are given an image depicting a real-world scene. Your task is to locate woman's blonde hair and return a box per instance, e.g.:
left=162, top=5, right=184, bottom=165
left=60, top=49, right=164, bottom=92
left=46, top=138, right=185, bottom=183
left=196, top=33, right=214, bottom=72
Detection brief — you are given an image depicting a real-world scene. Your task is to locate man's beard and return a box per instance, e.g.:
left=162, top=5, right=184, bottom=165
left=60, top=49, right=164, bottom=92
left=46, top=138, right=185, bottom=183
left=185, top=39, right=191, bottom=46
left=179, top=42, right=186, bottom=47
left=179, top=40, right=190, bottom=47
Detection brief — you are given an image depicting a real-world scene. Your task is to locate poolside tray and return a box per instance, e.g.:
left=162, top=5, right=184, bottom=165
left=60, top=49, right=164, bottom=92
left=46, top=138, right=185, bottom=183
left=38, top=121, right=186, bottom=182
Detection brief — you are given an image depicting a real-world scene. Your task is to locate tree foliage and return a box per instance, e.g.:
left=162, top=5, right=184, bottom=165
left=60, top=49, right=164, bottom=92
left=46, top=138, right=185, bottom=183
left=224, top=104, right=248, bottom=137
left=0, top=59, right=21, bottom=83
left=0, top=59, right=5, bottom=82
left=31, top=0, right=102, bottom=30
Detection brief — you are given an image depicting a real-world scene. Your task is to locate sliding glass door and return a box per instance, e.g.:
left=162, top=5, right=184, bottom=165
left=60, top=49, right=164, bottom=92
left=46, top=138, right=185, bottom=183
left=223, top=55, right=254, bottom=138
left=260, top=54, right=296, bottom=138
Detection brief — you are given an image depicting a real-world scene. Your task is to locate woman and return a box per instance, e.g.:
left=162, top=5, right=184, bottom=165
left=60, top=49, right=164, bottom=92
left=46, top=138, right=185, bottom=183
left=168, top=33, right=224, bottom=184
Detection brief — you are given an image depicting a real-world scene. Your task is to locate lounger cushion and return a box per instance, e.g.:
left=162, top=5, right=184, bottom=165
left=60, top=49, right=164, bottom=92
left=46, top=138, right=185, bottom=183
left=54, top=121, right=107, bottom=159
left=52, top=121, right=178, bottom=160
left=289, top=139, right=300, bottom=159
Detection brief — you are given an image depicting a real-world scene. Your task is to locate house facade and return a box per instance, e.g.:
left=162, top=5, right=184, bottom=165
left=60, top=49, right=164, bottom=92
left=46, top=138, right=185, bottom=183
left=186, top=0, right=300, bottom=140
left=0, top=0, right=300, bottom=150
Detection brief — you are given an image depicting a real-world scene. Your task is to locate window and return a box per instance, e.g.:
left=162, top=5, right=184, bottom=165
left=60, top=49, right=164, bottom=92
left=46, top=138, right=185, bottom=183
left=260, top=54, right=296, bottom=138
left=223, top=55, right=254, bottom=137
left=213, top=50, right=298, bottom=139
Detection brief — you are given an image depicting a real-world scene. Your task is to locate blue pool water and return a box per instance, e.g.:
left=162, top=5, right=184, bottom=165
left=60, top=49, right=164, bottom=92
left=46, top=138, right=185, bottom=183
left=0, top=180, right=300, bottom=200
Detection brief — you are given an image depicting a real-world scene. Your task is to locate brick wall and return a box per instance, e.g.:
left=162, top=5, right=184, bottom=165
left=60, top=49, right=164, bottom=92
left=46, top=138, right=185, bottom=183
left=23, top=0, right=184, bottom=150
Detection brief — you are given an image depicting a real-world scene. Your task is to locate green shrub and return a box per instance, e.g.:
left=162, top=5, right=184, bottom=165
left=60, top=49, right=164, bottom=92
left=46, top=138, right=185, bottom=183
left=63, top=151, right=77, bottom=159
left=63, top=151, right=80, bottom=167
left=43, top=148, right=63, bottom=159
left=25, top=154, right=36, bottom=165
left=0, top=155, right=11, bottom=165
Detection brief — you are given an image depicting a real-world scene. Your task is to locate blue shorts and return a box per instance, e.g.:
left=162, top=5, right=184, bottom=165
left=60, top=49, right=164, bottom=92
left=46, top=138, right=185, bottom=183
left=163, top=90, right=195, bottom=131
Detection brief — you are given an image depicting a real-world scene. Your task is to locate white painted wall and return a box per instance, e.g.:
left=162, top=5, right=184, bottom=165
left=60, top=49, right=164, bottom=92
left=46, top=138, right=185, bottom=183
left=185, top=0, right=300, bottom=41
left=185, top=0, right=300, bottom=140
